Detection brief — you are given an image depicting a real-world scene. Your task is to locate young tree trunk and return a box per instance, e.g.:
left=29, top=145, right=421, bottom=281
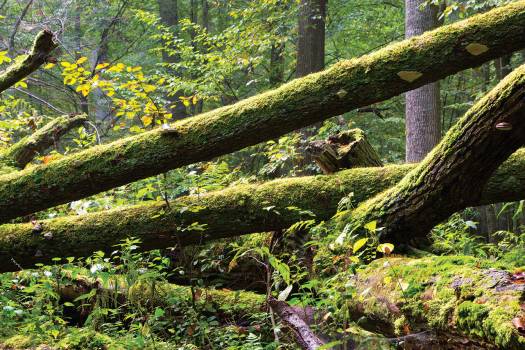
left=157, top=0, right=189, bottom=119
left=3, top=146, right=525, bottom=271
left=349, top=63, right=525, bottom=245
left=1, top=3, right=525, bottom=223
left=405, top=0, right=442, bottom=162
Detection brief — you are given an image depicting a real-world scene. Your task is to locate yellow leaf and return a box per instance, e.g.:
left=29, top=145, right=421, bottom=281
left=192, top=95, right=198, bottom=105
left=15, top=81, right=28, bottom=89
left=352, top=238, right=368, bottom=253
left=76, top=56, right=88, bottom=65
left=95, top=63, right=110, bottom=70
left=383, top=276, right=392, bottom=284
left=64, top=76, right=77, bottom=85
left=142, top=115, right=153, bottom=126
left=44, top=63, right=55, bottom=69
left=60, top=61, right=71, bottom=68
left=143, top=84, right=156, bottom=93
left=377, top=243, right=395, bottom=255
left=364, top=221, right=377, bottom=232
left=0, top=51, right=12, bottom=65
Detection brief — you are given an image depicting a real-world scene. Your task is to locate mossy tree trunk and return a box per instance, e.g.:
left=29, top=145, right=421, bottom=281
left=2, top=3, right=525, bottom=222
left=3, top=146, right=525, bottom=271
left=350, top=63, right=525, bottom=245
left=0, top=114, right=87, bottom=169
left=0, top=30, right=57, bottom=94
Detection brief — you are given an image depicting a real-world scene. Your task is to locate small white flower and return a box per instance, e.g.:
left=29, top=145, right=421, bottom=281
left=43, top=271, right=52, bottom=277
left=90, top=263, right=104, bottom=273
left=14, top=309, right=23, bottom=316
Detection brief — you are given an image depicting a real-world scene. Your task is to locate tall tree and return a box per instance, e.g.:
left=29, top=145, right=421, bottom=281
left=296, top=0, right=326, bottom=77
left=158, top=0, right=188, bottom=119
left=404, top=0, right=442, bottom=162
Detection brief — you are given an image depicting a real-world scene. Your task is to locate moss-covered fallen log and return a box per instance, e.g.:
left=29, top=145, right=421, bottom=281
left=342, top=255, right=525, bottom=349
left=2, top=2, right=525, bottom=222
left=0, top=114, right=87, bottom=169
left=0, top=30, right=57, bottom=94
left=2, top=146, right=525, bottom=270
left=349, top=63, right=525, bottom=243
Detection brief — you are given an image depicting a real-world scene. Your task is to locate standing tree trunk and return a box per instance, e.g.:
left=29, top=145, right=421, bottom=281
left=296, top=0, right=326, bottom=77
left=158, top=0, right=188, bottom=119
left=405, top=0, right=442, bottom=162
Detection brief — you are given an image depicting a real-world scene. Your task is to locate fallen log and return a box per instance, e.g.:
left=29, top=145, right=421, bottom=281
left=1, top=2, right=525, bottom=222
left=0, top=30, right=57, bottom=94
left=0, top=114, right=87, bottom=169
left=2, top=146, right=525, bottom=270
left=348, top=63, right=525, bottom=243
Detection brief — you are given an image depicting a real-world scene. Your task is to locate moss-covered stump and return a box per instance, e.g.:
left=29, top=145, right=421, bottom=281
left=0, top=30, right=57, bottom=94
left=346, top=256, right=525, bottom=349
left=307, top=128, right=382, bottom=174
left=349, top=63, right=525, bottom=244
left=4, top=147, right=525, bottom=270
left=2, top=3, right=525, bottom=222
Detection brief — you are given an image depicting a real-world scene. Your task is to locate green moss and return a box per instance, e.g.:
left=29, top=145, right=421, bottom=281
left=2, top=335, right=34, bottom=349
left=345, top=255, right=525, bottom=349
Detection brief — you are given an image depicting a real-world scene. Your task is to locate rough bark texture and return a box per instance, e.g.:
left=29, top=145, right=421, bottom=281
left=405, top=0, right=442, bottom=163
left=343, top=255, right=525, bottom=349
left=1, top=3, right=525, bottom=222
left=0, top=30, right=57, bottom=94
left=296, top=0, right=326, bottom=77
left=268, top=297, right=326, bottom=350
left=0, top=114, right=87, bottom=169
left=306, top=128, right=383, bottom=174
left=350, top=64, right=525, bottom=244
left=3, top=146, right=525, bottom=270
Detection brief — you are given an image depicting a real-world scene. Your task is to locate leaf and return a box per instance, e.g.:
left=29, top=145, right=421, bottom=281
left=364, top=221, right=377, bottom=232
left=353, top=238, right=368, bottom=253
left=466, top=43, right=489, bottom=56
left=0, top=51, right=12, bottom=65
left=397, top=71, right=423, bottom=83
left=76, top=56, right=88, bottom=65
left=377, top=243, right=395, bottom=255
left=44, top=63, right=55, bottom=69
left=278, top=285, right=293, bottom=301
left=142, top=115, right=153, bottom=126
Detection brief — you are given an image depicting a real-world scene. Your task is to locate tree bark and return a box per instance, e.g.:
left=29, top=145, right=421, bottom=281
left=306, top=128, right=383, bottom=174
left=3, top=145, right=525, bottom=270
left=296, top=0, right=326, bottom=78
left=268, top=297, right=326, bottom=350
left=157, top=0, right=188, bottom=119
left=405, top=0, right=442, bottom=163
left=0, top=114, right=87, bottom=169
left=0, top=30, right=57, bottom=94
left=1, top=3, right=525, bottom=223
left=350, top=63, right=525, bottom=244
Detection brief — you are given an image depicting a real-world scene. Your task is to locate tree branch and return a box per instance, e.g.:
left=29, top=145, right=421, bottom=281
left=0, top=114, right=87, bottom=169
left=0, top=30, right=57, bottom=94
